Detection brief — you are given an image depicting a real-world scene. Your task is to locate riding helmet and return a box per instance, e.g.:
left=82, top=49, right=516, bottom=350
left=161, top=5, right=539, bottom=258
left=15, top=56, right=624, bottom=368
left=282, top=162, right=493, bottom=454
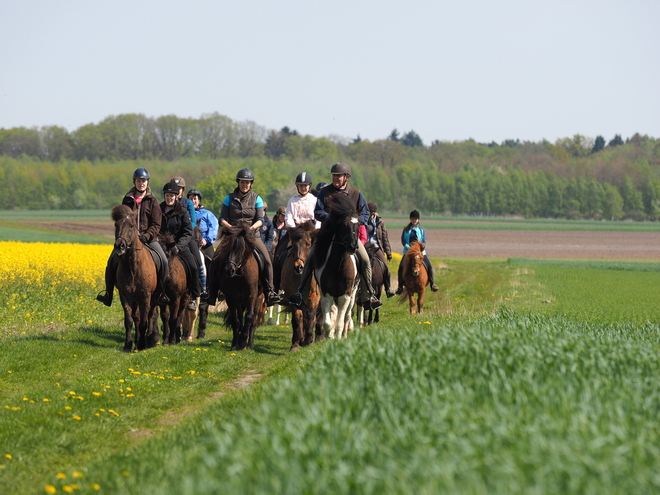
left=187, top=188, right=202, bottom=200
left=410, top=209, right=420, bottom=219
left=330, top=162, right=352, bottom=176
left=162, top=181, right=180, bottom=195
left=170, top=176, right=186, bottom=189
left=236, top=168, right=255, bottom=182
left=133, top=167, right=150, bottom=180
left=315, top=181, right=329, bottom=191
left=295, top=172, right=313, bottom=185
left=367, top=202, right=378, bottom=213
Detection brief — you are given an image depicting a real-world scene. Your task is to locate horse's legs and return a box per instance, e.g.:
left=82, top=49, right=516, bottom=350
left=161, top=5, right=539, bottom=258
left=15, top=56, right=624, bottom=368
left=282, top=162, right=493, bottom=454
left=408, top=293, right=416, bottom=315
left=147, top=305, right=159, bottom=348
left=418, top=288, right=425, bottom=314
left=160, top=304, right=170, bottom=345
left=374, top=308, right=379, bottom=324
left=321, top=297, right=337, bottom=339
left=122, top=306, right=134, bottom=352
left=335, top=295, right=352, bottom=339
left=290, top=308, right=303, bottom=351
left=197, top=303, right=209, bottom=339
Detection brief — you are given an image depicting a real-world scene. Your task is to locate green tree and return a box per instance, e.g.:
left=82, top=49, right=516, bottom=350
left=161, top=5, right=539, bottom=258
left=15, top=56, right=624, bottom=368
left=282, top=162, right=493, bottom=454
left=608, top=134, right=624, bottom=147
left=401, top=130, right=423, bottom=147
left=602, top=183, right=624, bottom=220
left=592, top=135, right=605, bottom=153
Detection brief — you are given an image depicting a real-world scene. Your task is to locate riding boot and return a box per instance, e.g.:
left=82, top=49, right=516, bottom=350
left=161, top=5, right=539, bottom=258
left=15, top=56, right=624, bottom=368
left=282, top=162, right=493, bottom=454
left=157, top=258, right=170, bottom=305
left=199, top=263, right=208, bottom=301
left=96, top=253, right=118, bottom=306
left=424, top=255, right=439, bottom=292
left=357, top=242, right=382, bottom=309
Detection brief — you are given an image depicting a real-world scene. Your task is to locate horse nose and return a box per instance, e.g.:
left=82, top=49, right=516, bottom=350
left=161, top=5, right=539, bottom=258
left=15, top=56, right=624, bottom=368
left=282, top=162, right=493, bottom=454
left=294, top=263, right=304, bottom=275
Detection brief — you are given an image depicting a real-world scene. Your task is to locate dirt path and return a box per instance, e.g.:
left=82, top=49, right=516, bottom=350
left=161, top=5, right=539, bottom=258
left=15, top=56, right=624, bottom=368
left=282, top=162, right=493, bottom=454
left=25, top=221, right=660, bottom=260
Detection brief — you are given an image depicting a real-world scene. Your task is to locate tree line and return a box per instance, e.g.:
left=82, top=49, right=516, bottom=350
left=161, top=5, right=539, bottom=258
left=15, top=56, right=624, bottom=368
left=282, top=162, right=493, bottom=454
left=0, top=112, right=658, bottom=220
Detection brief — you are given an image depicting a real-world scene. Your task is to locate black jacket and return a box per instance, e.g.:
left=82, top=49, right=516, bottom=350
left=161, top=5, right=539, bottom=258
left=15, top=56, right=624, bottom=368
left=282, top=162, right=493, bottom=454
left=160, top=199, right=193, bottom=251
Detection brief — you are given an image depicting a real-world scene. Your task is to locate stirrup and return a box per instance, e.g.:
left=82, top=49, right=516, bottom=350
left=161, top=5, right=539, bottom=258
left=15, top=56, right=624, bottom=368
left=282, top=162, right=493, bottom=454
left=200, top=290, right=209, bottom=301
left=431, top=284, right=439, bottom=292
left=289, top=292, right=303, bottom=306
left=186, top=299, right=198, bottom=311
left=267, top=291, right=282, bottom=307
left=369, top=296, right=383, bottom=310
left=158, top=292, right=170, bottom=305
left=386, top=289, right=396, bottom=298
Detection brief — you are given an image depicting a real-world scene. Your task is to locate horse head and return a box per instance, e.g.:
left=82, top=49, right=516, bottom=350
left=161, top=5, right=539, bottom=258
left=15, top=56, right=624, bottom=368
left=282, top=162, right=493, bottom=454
left=111, top=205, right=138, bottom=256
left=326, top=194, right=359, bottom=254
left=287, top=221, right=316, bottom=275
left=217, top=222, right=253, bottom=278
left=407, top=241, right=426, bottom=277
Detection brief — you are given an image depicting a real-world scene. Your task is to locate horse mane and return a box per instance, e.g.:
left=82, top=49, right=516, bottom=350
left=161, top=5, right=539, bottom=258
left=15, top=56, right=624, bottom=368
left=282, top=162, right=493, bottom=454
left=406, top=240, right=425, bottom=256
left=287, top=220, right=317, bottom=244
left=314, top=194, right=357, bottom=269
left=216, top=222, right=257, bottom=260
left=111, top=204, right=132, bottom=221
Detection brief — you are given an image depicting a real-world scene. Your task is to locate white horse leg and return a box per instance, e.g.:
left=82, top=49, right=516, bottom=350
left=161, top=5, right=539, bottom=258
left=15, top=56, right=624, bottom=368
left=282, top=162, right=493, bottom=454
left=335, top=294, right=352, bottom=339
left=321, top=296, right=337, bottom=339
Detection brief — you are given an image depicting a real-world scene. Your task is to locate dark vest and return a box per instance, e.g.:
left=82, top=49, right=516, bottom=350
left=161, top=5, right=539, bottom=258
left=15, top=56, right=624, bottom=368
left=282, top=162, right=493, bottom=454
left=227, top=189, right=258, bottom=226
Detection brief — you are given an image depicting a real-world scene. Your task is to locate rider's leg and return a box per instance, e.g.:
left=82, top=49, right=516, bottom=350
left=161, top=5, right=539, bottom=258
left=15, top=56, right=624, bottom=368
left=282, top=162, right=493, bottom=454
left=423, top=255, right=439, bottom=291
left=288, top=244, right=316, bottom=306
left=254, top=237, right=282, bottom=305
left=376, top=249, right=395, bottom=297
left=357, top=241, right=382, bottom=309
left=180, top=247, right=201, bottom=310
left=188, top=239, right=207, bottom=299
left=272, top=238, right=289, bottom=292
left=96, top=252, right=118, bottom=306
left=149, top=241, right=170, bottom=304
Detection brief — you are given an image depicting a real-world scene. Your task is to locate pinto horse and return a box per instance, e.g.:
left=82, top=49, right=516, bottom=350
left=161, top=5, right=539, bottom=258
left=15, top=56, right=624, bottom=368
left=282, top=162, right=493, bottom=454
left=279, top=221, right=322, bottom=351
left=207, top=223, right=265, bottom=350
left=401, top=240, right=429, bottom=314
left=313, top=194, right=360, bottom=339
left=111, top=205, right=159, bottom=352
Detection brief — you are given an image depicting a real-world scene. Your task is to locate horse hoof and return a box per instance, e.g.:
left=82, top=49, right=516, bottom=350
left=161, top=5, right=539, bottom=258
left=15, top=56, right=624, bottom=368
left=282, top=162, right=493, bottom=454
left=186, top=336, right=193, bottom=343
left=122, top=346, right=132, bottom=353
left=289, top=344, right=299, bottom=352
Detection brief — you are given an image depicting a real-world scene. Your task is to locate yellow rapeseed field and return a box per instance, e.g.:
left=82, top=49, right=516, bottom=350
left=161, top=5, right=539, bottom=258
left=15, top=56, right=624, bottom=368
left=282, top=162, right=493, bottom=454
left=0, top=241, right=111, bottom=287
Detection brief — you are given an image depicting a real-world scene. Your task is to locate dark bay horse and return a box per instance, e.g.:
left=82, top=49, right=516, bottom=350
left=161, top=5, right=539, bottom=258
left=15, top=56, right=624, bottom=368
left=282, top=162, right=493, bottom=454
left=159, top=234, right=191, bottom=345
left=313, top=194, right=360, bottom=339
left=359, top=243, right=384, bottom=326
left=279, top=221, right=322, bottom=351
left=401, top=240, right=429, bottom=314
left=111, top=205, right=159, bottom=351
left=208, top=223, right=265, bottom=350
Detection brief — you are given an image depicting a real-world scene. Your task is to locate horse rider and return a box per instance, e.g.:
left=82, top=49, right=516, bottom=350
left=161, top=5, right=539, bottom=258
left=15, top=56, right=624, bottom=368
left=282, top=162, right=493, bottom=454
left=273, top=172, right=320, bottom=292
left=312, top=181, right=328, bottom=198
left=289, top=162, right=383, bottom=310
left=271, top=206, right=287, bottom=256
left=396, top=209, right=440, bottom=294
left=186, top=188, right=218, bottom=268
left=218, top=168, right=283, bottom=307
left=96, top=167, right=169, bottom=307
left=259, top=202, right=276, bottom=253
left=171, top=176, right=207, bottom=300
left=160, top=181, right=202, bottom=311
left=365, top=202, right=396, bottom=298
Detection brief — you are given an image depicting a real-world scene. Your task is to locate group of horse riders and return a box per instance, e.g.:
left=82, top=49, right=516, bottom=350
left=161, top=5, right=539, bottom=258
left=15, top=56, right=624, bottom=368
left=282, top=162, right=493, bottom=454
left=97, top=161, right=439, bottom=312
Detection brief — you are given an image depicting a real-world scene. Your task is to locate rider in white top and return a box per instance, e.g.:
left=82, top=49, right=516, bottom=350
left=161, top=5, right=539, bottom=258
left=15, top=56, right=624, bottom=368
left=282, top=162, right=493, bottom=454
left=285, top=172, right=321, bottom=229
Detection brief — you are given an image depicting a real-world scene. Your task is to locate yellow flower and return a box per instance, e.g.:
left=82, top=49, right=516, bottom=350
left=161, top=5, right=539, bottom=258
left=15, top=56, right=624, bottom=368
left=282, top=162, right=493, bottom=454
left=56, top=473, right=67, bottom=479
left=92, top=392, right=101, bottom=396
left=121, top=470, right=130, bottom=477
left=72, top=472, right=83, bottom=478
left=43, top=398, right=51, bottom=402
left=72, top=415, right=82, bottom=421
left=4, top=454, right=12, bottom=459
left=62, top=486, right=73, bottom=493
left=45, top=485, right=57, bottom=494
left=90, top=483, right=101, bottom=490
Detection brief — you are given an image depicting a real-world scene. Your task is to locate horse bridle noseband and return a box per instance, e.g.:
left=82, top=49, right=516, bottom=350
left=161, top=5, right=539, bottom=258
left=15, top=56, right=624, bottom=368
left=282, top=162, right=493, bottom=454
left=116, top=235, right=143, bottom=251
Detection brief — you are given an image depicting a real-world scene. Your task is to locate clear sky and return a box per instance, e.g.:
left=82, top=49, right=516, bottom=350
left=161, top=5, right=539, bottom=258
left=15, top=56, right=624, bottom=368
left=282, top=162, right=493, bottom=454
left=1, top=0, right=658, bottom=145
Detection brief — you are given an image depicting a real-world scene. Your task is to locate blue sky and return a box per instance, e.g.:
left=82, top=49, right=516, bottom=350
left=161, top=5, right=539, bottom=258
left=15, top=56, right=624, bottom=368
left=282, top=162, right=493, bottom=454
left=1, top=0, right=658, bottom=144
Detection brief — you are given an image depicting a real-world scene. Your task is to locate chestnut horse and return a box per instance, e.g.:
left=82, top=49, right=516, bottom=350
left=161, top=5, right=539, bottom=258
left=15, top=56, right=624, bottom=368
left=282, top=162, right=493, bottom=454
left=159, top=235, right=191, bottom=345
left=401, top=240, right=428, bottom=314
left=313, top=194, right=360, bottom=339
left=207, top=223, right=265, bottom=350
left=278, top=221, right=322, bottom=351
left=111, top=205, right=159, bottom=351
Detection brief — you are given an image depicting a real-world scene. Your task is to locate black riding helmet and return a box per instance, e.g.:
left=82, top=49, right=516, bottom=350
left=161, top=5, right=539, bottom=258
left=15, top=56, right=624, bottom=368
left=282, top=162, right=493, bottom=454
left=133, top=167, right=150, bottom=179
left=330, top=162, right=352, bottom=176
left=187, top=188, right=202, bottom=200
left=162, top=181, right=180, bottom=195
left=295, top=172, right=312, bottom=185
left=315, top=181, right=328, bottom=191
left=236, top=168, right=255, bottom=182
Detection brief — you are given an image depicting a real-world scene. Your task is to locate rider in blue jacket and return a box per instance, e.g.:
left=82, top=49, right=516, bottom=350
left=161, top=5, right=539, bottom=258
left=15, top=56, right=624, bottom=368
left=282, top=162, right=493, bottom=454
left=396, top=209, right=439, bottom=294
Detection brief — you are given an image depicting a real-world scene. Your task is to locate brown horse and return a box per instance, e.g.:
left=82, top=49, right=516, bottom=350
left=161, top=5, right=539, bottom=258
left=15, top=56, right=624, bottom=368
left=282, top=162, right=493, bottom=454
left=401, top=240, right=429, bottom=314
left=314, top=194, right=360, bottom=339
left=208, top=223, right=265, bottom=350
left=359, top=243, right=384, bottom=326
left=111, top=205, right=159, bottom=352
left=278, top=221, right=322, bottom=351
left=158, top=235, right=191, bottom=345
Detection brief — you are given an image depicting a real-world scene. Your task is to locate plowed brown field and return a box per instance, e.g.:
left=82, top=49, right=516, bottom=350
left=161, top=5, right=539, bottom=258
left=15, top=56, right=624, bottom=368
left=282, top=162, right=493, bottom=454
left=26, top=221, right=660, bottom=260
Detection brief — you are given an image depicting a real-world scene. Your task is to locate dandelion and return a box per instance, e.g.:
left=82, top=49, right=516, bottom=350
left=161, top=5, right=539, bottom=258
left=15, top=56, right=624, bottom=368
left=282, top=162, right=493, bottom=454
left=72, top=472, right=83, bottom=478
left=90, top=483, right=101, bottom=490
left=45, top=485, right=57, bottom=494
left=62, top=486, right=73, bottom=493
left=4, top=454, right=12, bottom=459
left=65, top=406, right=72, bottom=410
left=43, top=398, right=51, bottom=402
left=72, top=415, right=82, bottom=421
left=118, top=379, right=125, bottom=383
left=57, top=473, right=67, bottom=479
left=92, top=392, right=101, bottom=397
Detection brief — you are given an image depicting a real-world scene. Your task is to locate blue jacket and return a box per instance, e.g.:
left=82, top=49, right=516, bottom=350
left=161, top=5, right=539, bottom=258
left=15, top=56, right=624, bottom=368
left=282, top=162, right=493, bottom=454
left=179, top=197, right=197, bottom=228
left=195, top=205, right=219, bottom=245
left=260, top=215, right=275, bottom=251
left=401, top=224, right=426, bottom=255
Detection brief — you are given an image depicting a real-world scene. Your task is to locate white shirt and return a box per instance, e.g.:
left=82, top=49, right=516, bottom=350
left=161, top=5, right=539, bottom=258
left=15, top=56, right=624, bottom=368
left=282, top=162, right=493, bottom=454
left=285, top=193, right=321, bottom=229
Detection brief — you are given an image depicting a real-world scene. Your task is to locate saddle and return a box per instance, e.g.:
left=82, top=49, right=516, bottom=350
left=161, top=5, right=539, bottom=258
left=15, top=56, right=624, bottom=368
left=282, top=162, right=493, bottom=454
left=145, top=244, right=165, bottom=272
